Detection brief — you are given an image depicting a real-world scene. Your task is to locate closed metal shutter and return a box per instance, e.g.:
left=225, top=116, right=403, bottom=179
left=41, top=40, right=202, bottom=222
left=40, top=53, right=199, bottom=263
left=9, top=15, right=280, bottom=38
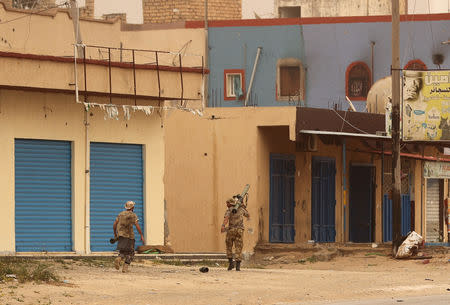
left=15, top=139, right=72, bottom=252
left=90, top=143, right=144, bottom=252
left=426, top=179, right=440, bottom=242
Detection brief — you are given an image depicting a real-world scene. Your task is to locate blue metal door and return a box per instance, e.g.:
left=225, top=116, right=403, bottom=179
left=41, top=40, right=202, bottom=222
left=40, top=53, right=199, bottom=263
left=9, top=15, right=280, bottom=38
left=382, top=194, right=411, bottom=242
left=90, top=143, right=144, bottom=252
left=311, top=157, right=336, bottom=242
left=15, top=139, right=72, bottom=252
left=269, top=154, right=295, bottom=243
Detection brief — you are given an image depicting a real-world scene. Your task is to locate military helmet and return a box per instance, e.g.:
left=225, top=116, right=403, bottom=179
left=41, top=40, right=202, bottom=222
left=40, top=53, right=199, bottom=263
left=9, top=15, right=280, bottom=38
left=124, top=200, right=136, bottom=209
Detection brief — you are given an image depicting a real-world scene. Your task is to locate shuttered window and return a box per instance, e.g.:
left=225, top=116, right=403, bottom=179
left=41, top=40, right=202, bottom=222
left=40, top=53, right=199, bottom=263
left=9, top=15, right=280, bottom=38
left=90, top=142, right=144, bottom=252
left=280, top=66, right=300, bottom=97
left=15, top=139, right=72, bottom=252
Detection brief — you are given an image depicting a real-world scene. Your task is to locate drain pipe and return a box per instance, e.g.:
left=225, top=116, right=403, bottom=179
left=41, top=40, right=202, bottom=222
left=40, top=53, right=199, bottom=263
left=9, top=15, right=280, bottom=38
left=245, top=47, right=262, bottom=106
left=84, top=110, right=91, bottom=254
left=342, top=139, right=347, bottom=241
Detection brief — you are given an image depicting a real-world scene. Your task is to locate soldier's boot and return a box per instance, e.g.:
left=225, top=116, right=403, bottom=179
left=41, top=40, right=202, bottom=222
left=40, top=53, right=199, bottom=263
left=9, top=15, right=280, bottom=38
left=122, top=263, right=130, bottom=273
left=114, top=257, right=122, bottom=270
left=235, top=261, right=241, bottom=271
left=227, top=258, right=234, bottom=271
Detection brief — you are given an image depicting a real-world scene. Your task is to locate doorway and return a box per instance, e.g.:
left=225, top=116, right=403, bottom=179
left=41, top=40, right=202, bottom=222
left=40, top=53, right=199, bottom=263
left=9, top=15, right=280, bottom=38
left=311, top=157, right=336, bottom=242
left=269, top=154, right=295, bottom=243
left=349, top=165, right=375, bottom=243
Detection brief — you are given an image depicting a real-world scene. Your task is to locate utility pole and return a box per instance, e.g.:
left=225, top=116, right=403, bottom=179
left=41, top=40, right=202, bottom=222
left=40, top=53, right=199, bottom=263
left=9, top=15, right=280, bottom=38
left=391, top=0, right=402, bottom=255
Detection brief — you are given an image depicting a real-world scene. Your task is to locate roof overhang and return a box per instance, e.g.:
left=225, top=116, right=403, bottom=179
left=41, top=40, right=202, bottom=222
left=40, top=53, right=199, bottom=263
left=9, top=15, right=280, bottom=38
left=296, top=107, right=386, bottom=140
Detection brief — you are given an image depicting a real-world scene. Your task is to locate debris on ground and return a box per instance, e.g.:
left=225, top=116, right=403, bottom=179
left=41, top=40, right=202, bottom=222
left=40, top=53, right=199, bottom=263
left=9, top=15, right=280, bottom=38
left=199, top=267, right=209, bottom=273
left=136, top=245, right=174, bottom=254
left=395, top=231, right=424, bottom=259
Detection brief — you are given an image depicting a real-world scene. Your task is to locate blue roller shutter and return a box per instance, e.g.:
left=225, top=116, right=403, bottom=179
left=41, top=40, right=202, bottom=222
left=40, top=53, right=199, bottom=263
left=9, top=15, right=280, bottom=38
left=15, top=139, right=72, bottom=252
left=90, top=143, right=144, bottom=252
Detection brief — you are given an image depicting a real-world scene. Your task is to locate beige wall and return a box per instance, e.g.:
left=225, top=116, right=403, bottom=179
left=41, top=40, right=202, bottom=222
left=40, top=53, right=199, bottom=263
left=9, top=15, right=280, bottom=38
left=0, top=4, right=205, bottom=58
left=165, top=106, right=392, bottom=254
left=0, top=91, right=165, bottom=253
left=164, top=107, right=297, bottom=253
left=276, top=0, right=407, bottom=17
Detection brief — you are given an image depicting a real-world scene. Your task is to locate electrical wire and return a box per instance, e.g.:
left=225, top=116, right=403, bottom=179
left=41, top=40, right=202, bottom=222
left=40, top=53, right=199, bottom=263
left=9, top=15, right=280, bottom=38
left=0, top=1, right=69, bottom=25
left=331, top=108, right=370, bottom=134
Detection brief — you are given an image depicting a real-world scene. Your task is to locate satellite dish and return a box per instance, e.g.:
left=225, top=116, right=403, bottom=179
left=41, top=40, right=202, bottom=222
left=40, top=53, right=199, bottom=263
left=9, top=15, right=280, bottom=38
left=366, top=76, right=392, bottom=114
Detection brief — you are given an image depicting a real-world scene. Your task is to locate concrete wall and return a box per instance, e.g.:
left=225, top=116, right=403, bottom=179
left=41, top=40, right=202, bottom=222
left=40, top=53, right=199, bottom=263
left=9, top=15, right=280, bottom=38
left=408, top=0, right=450, bottom=14
left=0, top=4, right=205, bottom=59
left=276, top=0, right=407, bottom=17
left=165, top=106, right=393, bottom=253
left=208, top=25, right=305, bottom=107
left=0, top=92, right=165, bottom=253
left=164, top=107, right=297, bottom=253
left=302, top=17, right=450, bottom=111
left=0, top=5, right=204, bottom=253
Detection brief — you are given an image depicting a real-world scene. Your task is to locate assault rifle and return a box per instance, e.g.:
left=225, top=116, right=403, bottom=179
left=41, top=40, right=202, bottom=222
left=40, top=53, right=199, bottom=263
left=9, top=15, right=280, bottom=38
left=231, top=184, right=250, bottom=214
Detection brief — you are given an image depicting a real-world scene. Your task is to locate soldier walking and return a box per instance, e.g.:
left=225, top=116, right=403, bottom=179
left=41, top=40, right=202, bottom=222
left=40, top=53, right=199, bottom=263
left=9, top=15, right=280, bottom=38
left=113, top=200, right=145, bottom=273
left=221, top=197, right=250, bottom=271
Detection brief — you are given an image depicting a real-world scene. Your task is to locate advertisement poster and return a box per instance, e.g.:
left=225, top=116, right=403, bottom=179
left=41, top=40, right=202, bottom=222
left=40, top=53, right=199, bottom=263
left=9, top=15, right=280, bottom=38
left=423, top=161, right=450, bottom=179
left=402, top=70, right=450, bottom=141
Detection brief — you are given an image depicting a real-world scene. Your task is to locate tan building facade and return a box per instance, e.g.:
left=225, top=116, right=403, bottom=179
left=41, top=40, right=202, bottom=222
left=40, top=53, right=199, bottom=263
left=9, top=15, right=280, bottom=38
left=164, top=106, right=449, bottom=255
left=0, top=4, right=205, bottom=254
left=276, top=0, right=407, bottom=18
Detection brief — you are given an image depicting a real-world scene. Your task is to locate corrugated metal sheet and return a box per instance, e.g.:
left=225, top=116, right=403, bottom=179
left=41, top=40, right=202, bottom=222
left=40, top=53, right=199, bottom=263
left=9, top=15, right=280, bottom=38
left=426, top=179, right=440, bottom=242
left=90, top=143, right=144, bottom=252
left=269, top=154, right=295, bottom=243
left=15, top=139, right=72, bottom=252
left=311, top=157, right=336, bottom=242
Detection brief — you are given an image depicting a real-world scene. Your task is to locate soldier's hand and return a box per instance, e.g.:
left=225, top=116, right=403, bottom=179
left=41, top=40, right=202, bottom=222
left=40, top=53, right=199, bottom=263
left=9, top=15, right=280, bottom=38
left=140, top=235, right=145, bottom=244
left=221, top=225, right=226, bottom=233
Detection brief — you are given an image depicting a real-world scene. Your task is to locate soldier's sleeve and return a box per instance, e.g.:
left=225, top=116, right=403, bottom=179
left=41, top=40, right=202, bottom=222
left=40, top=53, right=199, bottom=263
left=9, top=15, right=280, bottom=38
left=224, top=208, right=231, bottom=218
left=134, top=213, right=139, bottom=223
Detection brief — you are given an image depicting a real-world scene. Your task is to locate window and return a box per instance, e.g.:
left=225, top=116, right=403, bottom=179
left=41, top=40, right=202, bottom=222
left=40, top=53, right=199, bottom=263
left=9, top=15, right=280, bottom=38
left=345, top=62, right=371, bottom=100
left=277, top=58, right=305, bottom=101
left=278, top=6, right=301, bottom=18
left=224, top=69, right=245, bottom=100
left=404, top=59, right=427, bottom=71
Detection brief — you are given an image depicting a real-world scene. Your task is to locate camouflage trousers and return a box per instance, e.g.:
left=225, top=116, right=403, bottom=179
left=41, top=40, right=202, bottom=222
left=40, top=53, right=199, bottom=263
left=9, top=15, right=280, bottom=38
left=225, top=228, right=244, bottom=261
left=117, top=237, right=135, bottom=264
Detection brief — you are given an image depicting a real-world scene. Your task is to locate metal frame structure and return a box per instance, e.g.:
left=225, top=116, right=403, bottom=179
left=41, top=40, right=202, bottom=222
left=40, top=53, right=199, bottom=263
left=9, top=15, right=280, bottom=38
left=73, top=44, right=204, bottom=107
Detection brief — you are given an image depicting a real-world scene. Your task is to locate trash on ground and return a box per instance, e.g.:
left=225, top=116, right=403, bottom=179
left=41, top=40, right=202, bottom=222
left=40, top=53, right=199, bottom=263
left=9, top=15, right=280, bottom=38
left=199, top=267, right=209, bottom=273
left=136, top=245, right=174, bottom=254
left=395, top=231, right=423, bottom=259
left=5, top=274, right=16, bottom=278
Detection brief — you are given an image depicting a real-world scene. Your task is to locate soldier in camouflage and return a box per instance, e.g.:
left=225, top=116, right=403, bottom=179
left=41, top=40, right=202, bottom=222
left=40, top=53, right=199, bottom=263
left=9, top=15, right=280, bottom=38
left=113, top=201, right=145, bottom=273
left=221, top=197, right=250, bottom=271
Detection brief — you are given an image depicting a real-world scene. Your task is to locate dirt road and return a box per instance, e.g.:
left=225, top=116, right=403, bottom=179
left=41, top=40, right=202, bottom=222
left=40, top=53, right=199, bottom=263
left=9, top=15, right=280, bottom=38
left=0, top=254, right=449, bottom=305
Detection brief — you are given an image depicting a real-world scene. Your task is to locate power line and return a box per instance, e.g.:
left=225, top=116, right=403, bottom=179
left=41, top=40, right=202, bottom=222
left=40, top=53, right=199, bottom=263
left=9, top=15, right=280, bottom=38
left=0, top=1, right=69, bottom=25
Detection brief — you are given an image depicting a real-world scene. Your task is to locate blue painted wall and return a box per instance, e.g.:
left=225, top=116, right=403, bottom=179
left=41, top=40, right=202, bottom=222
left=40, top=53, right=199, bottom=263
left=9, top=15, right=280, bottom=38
left=208, top=18, right=450, bottom=111
left=208, top=25, right=305, bottom=107
left=303, top=19, right=450, bottom=111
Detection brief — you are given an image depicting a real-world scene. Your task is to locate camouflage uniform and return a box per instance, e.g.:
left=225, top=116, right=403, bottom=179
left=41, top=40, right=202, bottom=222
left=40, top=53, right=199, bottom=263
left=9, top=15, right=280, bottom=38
left=115, top=210, right=138, bottom=264
left=224, top=206, right=249, bottom=261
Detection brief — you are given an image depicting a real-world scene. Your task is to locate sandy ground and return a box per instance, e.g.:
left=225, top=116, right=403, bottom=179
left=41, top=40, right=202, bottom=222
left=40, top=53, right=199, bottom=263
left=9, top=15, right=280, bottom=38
left=0, top=253, right=449, bottom=305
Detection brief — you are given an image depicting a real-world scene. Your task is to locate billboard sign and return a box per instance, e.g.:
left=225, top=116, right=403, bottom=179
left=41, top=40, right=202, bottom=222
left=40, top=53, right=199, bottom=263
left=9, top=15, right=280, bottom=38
left=424, top=161, right=450, bottom=179
left=402, top=70, right=450, bottom=141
